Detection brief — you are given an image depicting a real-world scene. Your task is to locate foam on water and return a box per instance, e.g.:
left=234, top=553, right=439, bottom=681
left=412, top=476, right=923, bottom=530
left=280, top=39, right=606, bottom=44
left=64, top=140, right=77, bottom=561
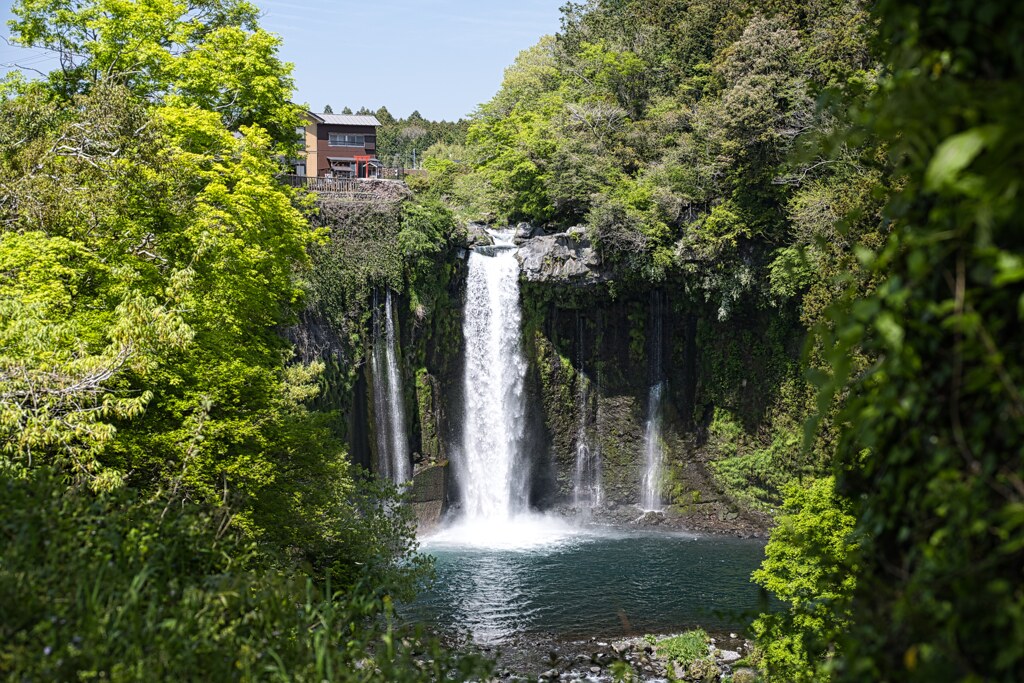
left=422, top=513, right=584, bottom=552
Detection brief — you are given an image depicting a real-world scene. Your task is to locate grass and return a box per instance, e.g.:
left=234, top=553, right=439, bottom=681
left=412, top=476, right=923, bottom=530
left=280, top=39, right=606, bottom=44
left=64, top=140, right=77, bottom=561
left=656, top=629, right=709, bottom=667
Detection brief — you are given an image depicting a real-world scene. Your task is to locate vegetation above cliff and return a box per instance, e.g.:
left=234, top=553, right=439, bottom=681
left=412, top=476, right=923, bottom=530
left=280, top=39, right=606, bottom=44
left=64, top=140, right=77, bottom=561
left=424, top=0, right=881, bottom=300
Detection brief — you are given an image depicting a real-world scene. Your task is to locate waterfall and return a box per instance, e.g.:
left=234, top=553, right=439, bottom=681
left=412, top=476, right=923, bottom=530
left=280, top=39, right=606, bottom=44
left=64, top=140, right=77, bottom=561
left=371, top=289, right=410, bottom=484
left=640, top=291, right=665, bottom=511
left=572, top=315, right=602, bottom=510
left=457, top=230, right=529, bottom=520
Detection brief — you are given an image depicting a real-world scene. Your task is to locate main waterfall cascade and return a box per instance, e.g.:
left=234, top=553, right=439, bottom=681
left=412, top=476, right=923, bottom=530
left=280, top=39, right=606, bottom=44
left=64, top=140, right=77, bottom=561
left=572, top=316, right=602, bottom=511
left=457, top=230, right=530, bottom=520
left=640, top=291, right=666, bottom=511
left=413, top=234, right=770, bottom=664
left=371, top=289, right=410, bottom=484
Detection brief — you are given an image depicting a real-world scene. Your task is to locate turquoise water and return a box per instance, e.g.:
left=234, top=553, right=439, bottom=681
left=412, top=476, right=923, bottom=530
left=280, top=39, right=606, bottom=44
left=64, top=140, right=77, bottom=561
left=410, top=526, right=769, bottom=645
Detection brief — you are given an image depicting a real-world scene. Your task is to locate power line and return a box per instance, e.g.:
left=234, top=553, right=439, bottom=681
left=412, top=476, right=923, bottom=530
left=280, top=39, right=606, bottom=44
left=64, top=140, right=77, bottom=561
left=1, top=34, right=91, bottom=61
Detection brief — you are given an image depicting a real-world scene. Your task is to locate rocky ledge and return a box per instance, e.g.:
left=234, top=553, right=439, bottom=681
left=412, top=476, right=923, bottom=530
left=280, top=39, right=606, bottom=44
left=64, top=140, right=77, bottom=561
left=515, top=224, right=610, bottom=285
left=479, top=630, right=757, bottom=682
left=463, top=222, right=611, bottom=285
left=548, top=504, right=770, bottom=539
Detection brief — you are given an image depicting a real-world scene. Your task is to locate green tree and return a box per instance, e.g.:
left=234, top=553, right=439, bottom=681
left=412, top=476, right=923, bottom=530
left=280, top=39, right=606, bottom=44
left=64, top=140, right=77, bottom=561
left=0, top=467, right=490, bottom=681
left=752, top=478, right=856, bottom=681
left=8, top=0, right=301, bottom=148
left=0, top=2, right=486, bottom=680
left=0, top=18, right=418, bottom=596
left=811, top=0, right=1024, bottom=679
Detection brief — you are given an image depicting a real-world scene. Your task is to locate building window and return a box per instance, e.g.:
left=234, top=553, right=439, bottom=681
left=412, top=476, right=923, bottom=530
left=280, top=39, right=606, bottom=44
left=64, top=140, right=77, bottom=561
left=329, top=133, right=365, bottom=146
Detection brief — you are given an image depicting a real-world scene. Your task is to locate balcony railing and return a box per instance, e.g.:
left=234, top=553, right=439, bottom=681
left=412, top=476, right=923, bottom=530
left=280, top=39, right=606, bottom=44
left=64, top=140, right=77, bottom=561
left=281, top=175, right=362, bottom=194
left=279, top=174, right=413, bottom=202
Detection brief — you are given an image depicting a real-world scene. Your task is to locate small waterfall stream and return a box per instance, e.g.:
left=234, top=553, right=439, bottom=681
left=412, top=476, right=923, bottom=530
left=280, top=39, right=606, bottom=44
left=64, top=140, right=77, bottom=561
left=640, top=291, right=665, bottom=511
left=371, top=289, right=410, bottom=483
left=457, top=230, right=529, bottom=521
left=572, top=315, right=602, bottom=511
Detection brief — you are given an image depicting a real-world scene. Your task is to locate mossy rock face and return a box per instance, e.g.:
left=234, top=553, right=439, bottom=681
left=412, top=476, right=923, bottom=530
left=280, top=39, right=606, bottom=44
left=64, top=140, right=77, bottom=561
left=415, top=368, right=443, bottom=461
left=533, top=331, right=578, bottom=498
left=595, top=393, right=644, bottom=504
left=521, top=281, right=692, bottom=508
left=412, top=462, right=448, bottom=503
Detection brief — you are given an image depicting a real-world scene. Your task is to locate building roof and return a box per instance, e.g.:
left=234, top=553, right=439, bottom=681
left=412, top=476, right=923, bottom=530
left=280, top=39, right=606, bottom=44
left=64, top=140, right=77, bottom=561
left=308, top=113, right=381, bottom=127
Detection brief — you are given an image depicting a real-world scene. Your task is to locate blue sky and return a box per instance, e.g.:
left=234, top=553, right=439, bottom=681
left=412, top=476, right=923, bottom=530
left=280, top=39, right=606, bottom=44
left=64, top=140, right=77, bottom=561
left=0, top=0, right=565, bottom=121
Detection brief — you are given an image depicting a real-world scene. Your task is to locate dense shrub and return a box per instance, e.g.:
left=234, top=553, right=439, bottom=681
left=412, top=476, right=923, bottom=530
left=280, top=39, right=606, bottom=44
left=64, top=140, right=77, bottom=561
left=0, top=469, right=490, bottom=681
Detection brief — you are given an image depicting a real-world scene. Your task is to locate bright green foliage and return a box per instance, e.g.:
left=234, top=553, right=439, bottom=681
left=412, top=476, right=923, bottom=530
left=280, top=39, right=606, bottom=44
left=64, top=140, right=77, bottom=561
left=0, top=468, right=490, bottom=681
left=0, top=3, right=469, bottom=679
left=8, top=0, right=301, bottom=149
left=398, top=198, right=459, bottom=316
left=0, top=83, right=325, bottom=537
left=441, top=0, right=879, bottom=306
left=751, top=477, right=856, bottom=682
left=657, top=629, right=710, bottom=668
left=710, top=408, right=801, bottom=511
left=767, top=246, right=815, bottom=301
left=807, top=0, right=1024, bottom=679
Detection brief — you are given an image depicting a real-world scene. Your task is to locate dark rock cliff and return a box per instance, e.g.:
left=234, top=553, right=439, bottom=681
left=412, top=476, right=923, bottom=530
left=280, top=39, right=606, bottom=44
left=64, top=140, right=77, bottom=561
left=293, top=211, right=797, bottom=533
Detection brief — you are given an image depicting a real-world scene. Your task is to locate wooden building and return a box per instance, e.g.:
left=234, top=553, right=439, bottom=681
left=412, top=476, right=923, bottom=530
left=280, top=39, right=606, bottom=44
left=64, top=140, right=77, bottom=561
left=298, top=112, right=381, bottom=178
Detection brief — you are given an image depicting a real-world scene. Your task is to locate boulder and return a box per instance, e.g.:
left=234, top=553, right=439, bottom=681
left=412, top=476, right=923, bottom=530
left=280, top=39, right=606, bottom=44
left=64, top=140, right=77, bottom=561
left=732, top=668, right=758, bottom=683
left=515, top=230, right=610, bottom=285
left=412, top=462, right=447, bottom=502
left=515, top=222, right=538, bottom=240
left=411, top=500, right=443, bottom=533
left=465, top=223, right=494, bottom=247
left=411, top=462, right=449, bottom=531
left=687, top=656, right=720, bottom=682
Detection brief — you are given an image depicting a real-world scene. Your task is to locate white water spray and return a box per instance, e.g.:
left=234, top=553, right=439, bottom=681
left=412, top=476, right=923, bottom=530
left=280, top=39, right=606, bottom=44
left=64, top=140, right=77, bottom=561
left=371, top=289, right=410, bottom=483
left=457, top=230, right=529, bottom=520
left=572, top=316, right=602, bottom=510
left=640, top=291, right=665, bottom=511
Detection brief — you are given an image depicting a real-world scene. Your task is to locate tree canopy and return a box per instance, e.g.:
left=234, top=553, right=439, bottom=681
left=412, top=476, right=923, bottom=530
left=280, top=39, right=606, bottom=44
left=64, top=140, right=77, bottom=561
left=0, top=1, right=486, bottom=679
left=8, top=0, right=301, bottom=148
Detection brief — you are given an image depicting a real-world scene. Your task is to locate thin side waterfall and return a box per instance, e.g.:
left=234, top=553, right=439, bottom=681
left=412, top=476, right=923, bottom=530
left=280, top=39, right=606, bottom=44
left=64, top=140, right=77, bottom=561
left=572, top=315, right=602, bottom=510
left=458, top=230, right=529, bottom=521
left=371, top=289, right=410, bottom=483
left=640, top=291, right=665, bottom=511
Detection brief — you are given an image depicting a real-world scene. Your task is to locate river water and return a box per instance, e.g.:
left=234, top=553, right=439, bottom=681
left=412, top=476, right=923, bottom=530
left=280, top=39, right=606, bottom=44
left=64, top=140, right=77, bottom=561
left=412, top=524, right=767, bottom=648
